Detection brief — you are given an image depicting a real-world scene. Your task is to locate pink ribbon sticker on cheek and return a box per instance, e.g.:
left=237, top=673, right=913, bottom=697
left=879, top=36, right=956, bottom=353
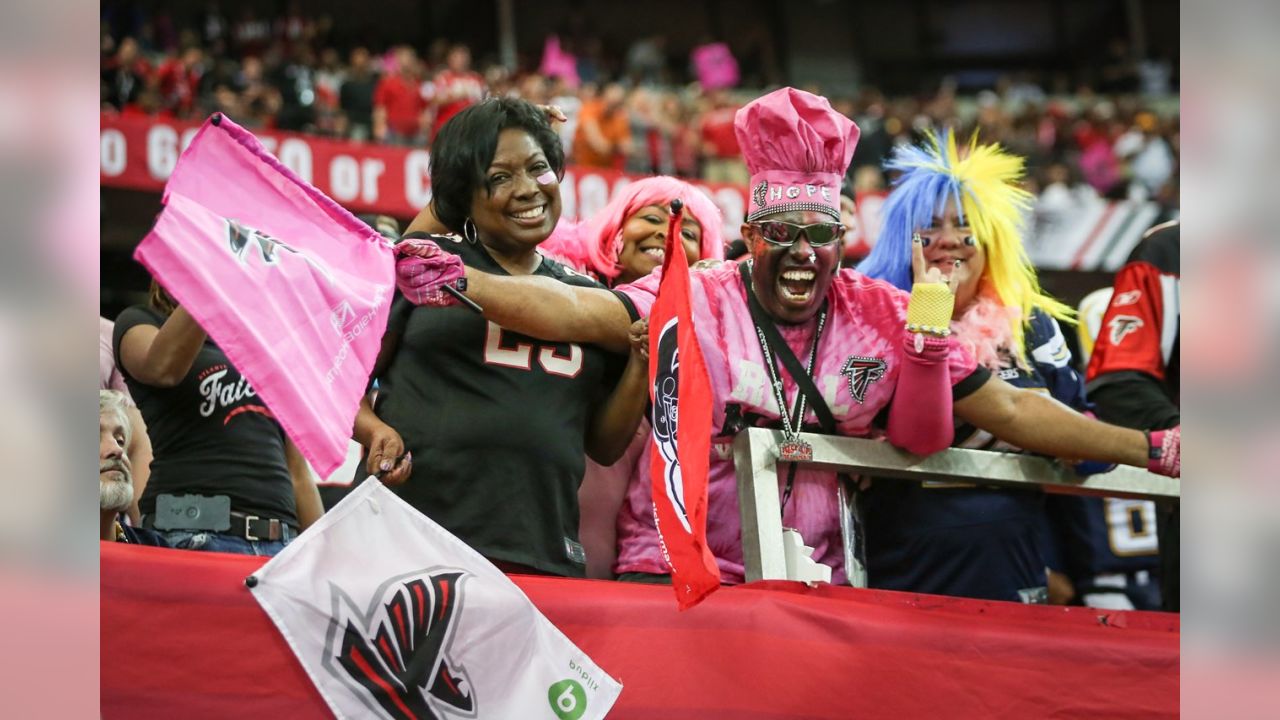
left=535, top=171, right=558, bottom=186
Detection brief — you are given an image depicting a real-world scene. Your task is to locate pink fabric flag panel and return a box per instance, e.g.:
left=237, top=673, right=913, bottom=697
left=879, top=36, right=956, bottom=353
left=135, top=114, right=395, bottom=477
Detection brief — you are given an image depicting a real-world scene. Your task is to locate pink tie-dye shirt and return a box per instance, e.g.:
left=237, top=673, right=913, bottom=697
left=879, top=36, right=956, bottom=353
left=613, top=262, right=980, bottom=584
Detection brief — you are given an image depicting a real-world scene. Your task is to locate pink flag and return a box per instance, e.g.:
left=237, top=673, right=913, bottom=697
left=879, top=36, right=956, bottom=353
left=135, top=114, right=394, bottom=477
left=691, top=43, right=739, bottom=91
left=538, top=35, right=580, bottom=89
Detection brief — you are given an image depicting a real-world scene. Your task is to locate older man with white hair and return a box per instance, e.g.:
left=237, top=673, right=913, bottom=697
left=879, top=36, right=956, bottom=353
left=100, top=390, right=134, bottom=541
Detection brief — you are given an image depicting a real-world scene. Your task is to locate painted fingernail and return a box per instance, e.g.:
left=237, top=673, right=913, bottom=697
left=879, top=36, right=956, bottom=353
left=963, top=236, right=976, bottom=246
left=380, top=459, right=392, bottom=472
left=912, top=233, right=922, bottom=244
left=535, top=171, right=557, bottom=186
left=954, top=259, right=961, bottom=267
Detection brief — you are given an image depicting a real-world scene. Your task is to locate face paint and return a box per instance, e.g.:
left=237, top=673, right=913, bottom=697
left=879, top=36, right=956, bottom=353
left=748, top=209, right=840, bottom=324
left=535, top=171, right=558, bottom=186
left=918, top=197, right=984, bottom=314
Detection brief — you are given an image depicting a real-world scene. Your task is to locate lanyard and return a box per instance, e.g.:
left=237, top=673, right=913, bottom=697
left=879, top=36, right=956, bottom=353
left=740, top=261, right=829, bottom=509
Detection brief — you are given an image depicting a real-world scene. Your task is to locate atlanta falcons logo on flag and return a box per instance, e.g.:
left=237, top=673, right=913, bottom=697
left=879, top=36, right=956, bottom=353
left=841, top=356, right=886, bottom=404
left=227, top=218, right=295, bottom=264
left=323, top=570, right=475, bottom=720
left=1108, top=315, right=1144, bottom=345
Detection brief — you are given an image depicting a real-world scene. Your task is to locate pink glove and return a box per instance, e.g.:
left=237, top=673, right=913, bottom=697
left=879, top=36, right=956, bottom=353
left=1146, top=426, right=1180, bottom=478
left=395, top=238, right=467, bottom=307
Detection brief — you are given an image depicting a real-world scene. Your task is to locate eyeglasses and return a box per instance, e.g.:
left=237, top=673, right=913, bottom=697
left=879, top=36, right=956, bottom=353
left=750, top=221, right=844, bottom=248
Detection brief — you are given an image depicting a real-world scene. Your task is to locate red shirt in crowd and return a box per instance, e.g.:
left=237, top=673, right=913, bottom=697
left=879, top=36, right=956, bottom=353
left=699, top=105, right=741, bottom=159
left=156, top=59, right=200, bottom=116
left=430, top=69, right=485, bottom=139
left=374, top=72, right=426, bottom=139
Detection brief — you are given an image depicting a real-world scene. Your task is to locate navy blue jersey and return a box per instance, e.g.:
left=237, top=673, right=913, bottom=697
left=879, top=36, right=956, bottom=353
left=865, top=310, right=1071, bottom=603
left=1049, top=498, right=1160, bottom=576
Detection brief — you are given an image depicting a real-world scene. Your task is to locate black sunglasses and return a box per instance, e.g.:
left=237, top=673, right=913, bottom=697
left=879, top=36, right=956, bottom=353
left=750, top=221, right=844, bottom=248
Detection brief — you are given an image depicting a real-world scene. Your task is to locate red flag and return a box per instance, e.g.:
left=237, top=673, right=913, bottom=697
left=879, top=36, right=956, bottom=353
left=648, top=200, right=720, bottom=610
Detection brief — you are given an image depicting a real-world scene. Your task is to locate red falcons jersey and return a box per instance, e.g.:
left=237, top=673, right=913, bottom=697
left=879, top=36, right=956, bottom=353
left=1086, top=221, right=1180, bottom=402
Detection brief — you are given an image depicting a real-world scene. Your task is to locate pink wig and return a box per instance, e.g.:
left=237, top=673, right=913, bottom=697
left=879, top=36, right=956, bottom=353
left=541, top=177, right=725, bottom=283
left=537, top=217, right=587, bottom=271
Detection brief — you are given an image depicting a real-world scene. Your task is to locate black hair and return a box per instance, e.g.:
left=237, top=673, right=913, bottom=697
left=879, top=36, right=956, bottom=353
left=429, top=98, right=565, bottom=234
left=148, top=279, right=178, bottom=315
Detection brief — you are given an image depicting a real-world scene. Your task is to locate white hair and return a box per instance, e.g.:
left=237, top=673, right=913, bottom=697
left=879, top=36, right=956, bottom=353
left=99, top=389, right=131, bottom=447
left=99, top=390, right=134, bottom=512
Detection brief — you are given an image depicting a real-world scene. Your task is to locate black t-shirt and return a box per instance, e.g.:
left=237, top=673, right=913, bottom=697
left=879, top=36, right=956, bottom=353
left=373, top=234, right=623, bottom=576
left=113, top=306, right=297, bottom=524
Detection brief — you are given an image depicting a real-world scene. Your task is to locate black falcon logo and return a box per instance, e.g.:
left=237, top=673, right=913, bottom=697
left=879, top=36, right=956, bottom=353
left=840, top=356, right=886, bottom=404
left=225, top=218, right=336, bottom=283
left=227, top=218, right=295, bottom=264
left=325, top=571, right=475, bottom=719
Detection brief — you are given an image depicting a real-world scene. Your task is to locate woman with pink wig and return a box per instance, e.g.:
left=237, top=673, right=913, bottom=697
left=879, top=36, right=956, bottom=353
left=539, top=176, right=726, bottom=287
left=538, top=176, right=725, bottom=578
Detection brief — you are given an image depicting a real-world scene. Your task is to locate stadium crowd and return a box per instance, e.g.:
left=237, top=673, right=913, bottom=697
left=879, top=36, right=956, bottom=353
left=100, top=8, right=1180, bottom=615
left=100, top=7, right=1179, bottom=208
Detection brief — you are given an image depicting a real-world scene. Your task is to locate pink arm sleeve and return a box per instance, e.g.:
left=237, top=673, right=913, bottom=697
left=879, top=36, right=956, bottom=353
left=612, top=267, right=663, bottom=319
left=886, top=335, right=964, bottom=456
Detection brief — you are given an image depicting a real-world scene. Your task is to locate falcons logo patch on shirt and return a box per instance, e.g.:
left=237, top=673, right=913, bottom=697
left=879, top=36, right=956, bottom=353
left=841, top=356, right=887, bottom=404
left=1108, top=315, right=1145, bottom=345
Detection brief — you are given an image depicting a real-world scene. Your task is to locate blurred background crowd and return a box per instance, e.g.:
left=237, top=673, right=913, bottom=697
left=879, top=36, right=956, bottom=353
left=100, top=0, right=1178, bottom=209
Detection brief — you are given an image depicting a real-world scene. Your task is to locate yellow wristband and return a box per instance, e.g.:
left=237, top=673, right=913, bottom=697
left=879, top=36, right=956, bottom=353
left=905, top=282, right=954, bottom=337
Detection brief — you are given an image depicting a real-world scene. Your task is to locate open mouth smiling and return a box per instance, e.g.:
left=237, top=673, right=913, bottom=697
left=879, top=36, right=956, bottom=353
left=638, top=243, right=665, bottom=262
left=510, top=205, right=547, bottom=224
left=776, top=266, right=817, bottom=303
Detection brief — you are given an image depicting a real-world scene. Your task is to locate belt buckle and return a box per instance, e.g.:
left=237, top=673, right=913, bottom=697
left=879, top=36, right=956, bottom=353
left=243, top=515, right=262, bottom=541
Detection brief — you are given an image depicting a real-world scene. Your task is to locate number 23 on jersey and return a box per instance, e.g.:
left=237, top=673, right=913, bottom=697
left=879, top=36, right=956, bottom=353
left=482, top=321, right=583, bottom=378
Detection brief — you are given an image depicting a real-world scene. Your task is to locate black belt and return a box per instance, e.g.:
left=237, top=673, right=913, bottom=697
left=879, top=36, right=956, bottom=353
left=143, top=511, right=298, bottom=542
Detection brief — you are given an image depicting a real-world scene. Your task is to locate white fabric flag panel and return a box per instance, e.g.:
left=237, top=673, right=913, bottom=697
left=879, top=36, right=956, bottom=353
left=249, top=479, right=622, bottom=720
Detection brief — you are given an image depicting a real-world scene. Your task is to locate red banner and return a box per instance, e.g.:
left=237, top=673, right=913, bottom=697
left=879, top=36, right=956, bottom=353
left=103, top=542, right=1178, bottom=719
left=99, top=112, right=752, bottom=241
left=648, top=209, right=719, bottom=609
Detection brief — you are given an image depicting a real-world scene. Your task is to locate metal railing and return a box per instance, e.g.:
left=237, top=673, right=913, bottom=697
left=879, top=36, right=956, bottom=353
left=732, top=427, right=1179, bottom=585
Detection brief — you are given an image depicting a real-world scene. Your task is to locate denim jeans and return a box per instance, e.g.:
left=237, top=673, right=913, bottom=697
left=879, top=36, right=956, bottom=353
left=157, top=530, right=289, bottom=557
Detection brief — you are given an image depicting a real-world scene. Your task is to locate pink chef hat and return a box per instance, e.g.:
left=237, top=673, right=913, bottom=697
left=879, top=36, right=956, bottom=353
left=733, top=87, right=860, bottom=222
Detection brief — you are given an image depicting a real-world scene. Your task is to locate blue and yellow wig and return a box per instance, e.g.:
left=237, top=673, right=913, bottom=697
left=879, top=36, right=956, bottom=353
left=857, top=130, right=1074, bottom=359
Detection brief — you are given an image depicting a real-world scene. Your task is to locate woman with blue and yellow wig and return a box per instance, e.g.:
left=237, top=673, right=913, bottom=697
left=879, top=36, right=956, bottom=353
left=857, top=131, right=1089, bottom=605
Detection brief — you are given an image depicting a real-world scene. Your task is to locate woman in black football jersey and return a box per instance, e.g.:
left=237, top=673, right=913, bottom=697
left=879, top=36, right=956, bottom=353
left=114, top=282, right=325, bottom=556
left=353, top=98, right=649, bottom=577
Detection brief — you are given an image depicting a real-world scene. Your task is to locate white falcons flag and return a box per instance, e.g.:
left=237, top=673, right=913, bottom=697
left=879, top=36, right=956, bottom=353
left=248, top=479, right=623, bottom=720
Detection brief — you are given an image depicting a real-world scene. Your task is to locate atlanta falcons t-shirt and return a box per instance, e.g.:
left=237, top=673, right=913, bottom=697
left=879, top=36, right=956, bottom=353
left=113, top=305, right=297, bottom=524
left=371, top=233, right=624, bottom=577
